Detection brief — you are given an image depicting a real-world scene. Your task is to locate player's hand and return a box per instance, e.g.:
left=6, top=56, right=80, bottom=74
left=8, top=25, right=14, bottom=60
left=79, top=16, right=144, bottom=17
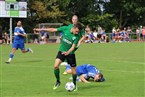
left=62, top=52, right=69, bottom=56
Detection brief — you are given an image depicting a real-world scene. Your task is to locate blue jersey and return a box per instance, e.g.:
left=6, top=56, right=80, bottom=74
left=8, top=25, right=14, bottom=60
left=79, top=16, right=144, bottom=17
left=14, top=27, right=26, bottom=43
left=12, top=26, right=26, bottom=50
left=76, top=64, right=100, bottom=79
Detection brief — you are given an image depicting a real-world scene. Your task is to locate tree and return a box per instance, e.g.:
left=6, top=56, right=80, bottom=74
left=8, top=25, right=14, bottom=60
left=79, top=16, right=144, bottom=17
left=80, top=13, right=118, bottom=32
left=105, top=0, right=145, bottom=28
left=29, top=0, right=65, bottom=22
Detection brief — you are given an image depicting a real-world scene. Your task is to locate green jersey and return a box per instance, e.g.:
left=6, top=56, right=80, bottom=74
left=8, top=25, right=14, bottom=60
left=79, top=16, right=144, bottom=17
left=57, top=26, right=79, bottom=54
left=68, top=24, right=85, bottom=40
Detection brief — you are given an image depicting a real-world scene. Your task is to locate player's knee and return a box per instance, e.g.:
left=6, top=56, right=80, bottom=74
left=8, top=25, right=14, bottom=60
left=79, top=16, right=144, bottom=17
left=72, top=70, right=76, bottom=75
left=54, top=65, right=59, bottom=69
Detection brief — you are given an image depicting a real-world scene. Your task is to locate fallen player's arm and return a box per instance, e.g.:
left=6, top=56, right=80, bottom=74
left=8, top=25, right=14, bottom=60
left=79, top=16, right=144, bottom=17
left=80, top=75, right=90, bottom=83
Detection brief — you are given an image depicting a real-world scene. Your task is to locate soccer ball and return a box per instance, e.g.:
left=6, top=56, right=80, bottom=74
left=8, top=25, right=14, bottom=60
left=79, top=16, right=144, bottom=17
left=65, top=82, right=75, bottom=92
left=60, top=62, right=67, bottom=66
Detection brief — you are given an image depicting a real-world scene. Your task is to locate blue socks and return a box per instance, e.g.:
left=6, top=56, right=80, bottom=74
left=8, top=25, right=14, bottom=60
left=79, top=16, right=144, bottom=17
left=9, top=53, right=14, bottom=58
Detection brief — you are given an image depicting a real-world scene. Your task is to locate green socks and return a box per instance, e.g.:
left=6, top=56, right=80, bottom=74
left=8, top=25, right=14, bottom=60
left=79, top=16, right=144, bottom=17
left=72, top=74, right=77, bottom=85
left=54, top=68, right=77, bottom=85
left=54, top=69, right=60, bottom=82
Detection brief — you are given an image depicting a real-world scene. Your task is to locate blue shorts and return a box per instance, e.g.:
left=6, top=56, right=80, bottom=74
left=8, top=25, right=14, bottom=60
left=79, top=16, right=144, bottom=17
left=76, top=66, right=84, bottom=76
left=12, top=41, right=25, bottom=50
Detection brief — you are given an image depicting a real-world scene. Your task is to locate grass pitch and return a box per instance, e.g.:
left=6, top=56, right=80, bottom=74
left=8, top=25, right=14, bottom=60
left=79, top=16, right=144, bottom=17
left=0, top=42, right=145, bottom=97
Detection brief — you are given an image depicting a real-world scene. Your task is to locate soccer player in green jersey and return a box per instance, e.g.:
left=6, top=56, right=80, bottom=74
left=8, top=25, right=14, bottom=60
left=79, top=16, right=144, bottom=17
left=68, top=15, right=85, bottom=48
left=34, top=23, right=82, bottom=91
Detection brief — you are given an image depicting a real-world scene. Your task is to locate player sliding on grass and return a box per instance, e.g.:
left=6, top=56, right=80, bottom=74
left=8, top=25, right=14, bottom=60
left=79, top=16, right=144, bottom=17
left=5, top=21, right=33, bottom=64
left=63, top=64, right=105, bottom=83
left=34, top=23, right=83, bottom=91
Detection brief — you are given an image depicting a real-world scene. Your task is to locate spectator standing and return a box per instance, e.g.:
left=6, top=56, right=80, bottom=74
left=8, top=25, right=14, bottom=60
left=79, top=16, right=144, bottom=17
left=142, top=26, right=145, bottom=41
left=97, top=25, right=102, bottom=43
left=127, top=26, right=132, bottom=39
left=3, top=32, right=10, bottom=44
left=111, top=27, right=116, bottom=43
left=136, top=27, right=140, bottom=41
left=33, top=30, right=39, bottom=44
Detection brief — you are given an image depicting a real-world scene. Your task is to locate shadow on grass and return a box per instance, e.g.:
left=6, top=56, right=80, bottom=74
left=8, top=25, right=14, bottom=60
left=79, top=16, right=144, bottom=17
left=24, top=60, right=43, bottom=63
left=78, top=84, right=109, bottom=90
left=10, top=60, right=43, bottom=64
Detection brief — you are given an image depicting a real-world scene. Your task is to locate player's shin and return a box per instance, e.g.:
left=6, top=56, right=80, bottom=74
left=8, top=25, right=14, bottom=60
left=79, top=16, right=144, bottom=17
left=54, top=68, right=60, bottom=82
left=53, top=68, right=61, bottom=90
left=72, top=74, right=78, bottom=91
left=72, top=74, right=77, bottom=86
left=8, top=53, right=14, bottom=62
